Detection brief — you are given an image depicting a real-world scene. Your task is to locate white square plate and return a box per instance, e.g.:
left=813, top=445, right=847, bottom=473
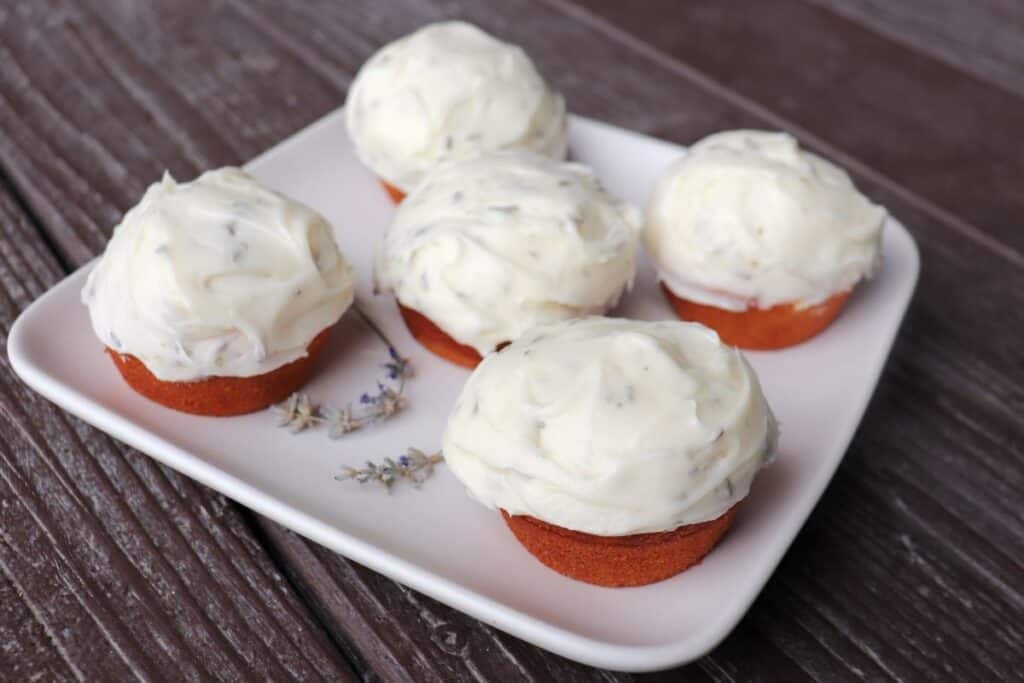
left=8, top=110, right=919, bottom=672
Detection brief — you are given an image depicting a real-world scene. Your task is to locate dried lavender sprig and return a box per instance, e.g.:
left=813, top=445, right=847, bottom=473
left=335, top=448, right=444, bottom=491
left=273, top=373, right=409, bottom=438
left=271, top=302, right=412, bottom=437
left=272, top=393, right=322, bottom=433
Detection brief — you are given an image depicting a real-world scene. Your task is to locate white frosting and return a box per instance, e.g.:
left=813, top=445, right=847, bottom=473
left=443, top=317, right=777, bottom=536
left=644, top=130, right=886, bottom=311
left=345, top=21, right=568, bottom=192
left=82, top=168, right=356, bottom=382
left=375, top=152, right=640, bottom=355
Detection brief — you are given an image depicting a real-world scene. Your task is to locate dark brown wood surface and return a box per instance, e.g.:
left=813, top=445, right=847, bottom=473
left=0, top=1, right=1021, bottom=680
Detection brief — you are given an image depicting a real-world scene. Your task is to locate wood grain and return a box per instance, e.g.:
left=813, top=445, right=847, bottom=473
left=0, top=0, right=1022, bottom=680
left=810, top=0, right=1024, bottom=98
left=0, top=462, right=77, bottom=683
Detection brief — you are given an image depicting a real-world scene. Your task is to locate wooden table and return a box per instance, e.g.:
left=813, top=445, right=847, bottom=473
left=1, top=2, right=1021, bottom=680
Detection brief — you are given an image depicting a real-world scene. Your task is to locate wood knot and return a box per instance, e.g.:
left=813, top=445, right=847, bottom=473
left=430, top=623, right=469, bottom=657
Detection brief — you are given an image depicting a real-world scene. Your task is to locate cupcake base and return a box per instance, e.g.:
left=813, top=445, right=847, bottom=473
left=661, top=284, right=850, bottom=350
left=501, top=504, right=739, bottom=587
left=397, top=301, right=489, bottom=368
left=106, top=328, right=331, bottom=416
left=380, top=179, right=406, bottom=204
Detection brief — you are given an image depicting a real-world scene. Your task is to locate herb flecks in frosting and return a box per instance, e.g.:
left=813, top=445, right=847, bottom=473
left=442, top=317, right=777, bottom=536
left=82, top=168, right=356, bottom=381
left=375, top=152, right=641, bottom=355
left=345, top=21, right=568, bottom=192
left=644, top=130, right=886, bottom=311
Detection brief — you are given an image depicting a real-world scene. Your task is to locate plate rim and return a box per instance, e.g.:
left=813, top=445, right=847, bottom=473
left=6, top=110, right=921, bottom=672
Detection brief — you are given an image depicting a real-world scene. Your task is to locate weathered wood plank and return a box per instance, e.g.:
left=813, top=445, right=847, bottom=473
left=809, top=0, right=1024, bottom=98
left=0, top=556, right=78, bottom=682
left=0, top=0, right=1022, bottom=681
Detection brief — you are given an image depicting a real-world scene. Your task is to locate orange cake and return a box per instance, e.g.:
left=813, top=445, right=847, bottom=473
left=376, top=152, right=639, bottom=367
left=661, top=284, right=851, bottom=350
left=381, top=180, right=406, bottom=204
left=644, top=130, right=886, bottom=350
left=501, top=506, right=740, bottom=587
left=397, top=302, right=483, bottom=368
left=82, top=168, right=356, bottom=415
left=345, top=21, right=568, bottom=206
left=442, top=318, right=777, bottom=587
left=106, top=329, right=331, bottom=416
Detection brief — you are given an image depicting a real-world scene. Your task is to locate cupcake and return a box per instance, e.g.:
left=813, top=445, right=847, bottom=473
left=644, top=130, right=886, bottom=350
left=345, top=21, right=568, bottom=203
left=82, top=168, right=356, bottom=416
left=375, top=152, right=640, bottom=367
left=443, top=317, right=777, bottom=587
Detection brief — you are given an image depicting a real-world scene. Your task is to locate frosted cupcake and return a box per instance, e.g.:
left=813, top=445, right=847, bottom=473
left=345, top=21, right=568, bottom=203
left=644, top=130, right=886, bottom=350
left=82, top=168, right=356, bottom=415
left=443, top=317, right=777, bottom=587
left=375, top=151, right=640, bottom=367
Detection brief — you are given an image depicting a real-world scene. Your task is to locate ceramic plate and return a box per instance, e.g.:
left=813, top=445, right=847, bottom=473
left=8, top=109, right=919, bottom=672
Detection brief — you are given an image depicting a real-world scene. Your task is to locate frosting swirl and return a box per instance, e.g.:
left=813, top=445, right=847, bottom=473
left=443, top=317, right=777, bottom=536
left=345, top=21, right=568, bottom=192
left=644, top=130, right=886, bottom=311
left=82, top=168, right=356, bottom=382
left=375, top=152, right=640, bottom=354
